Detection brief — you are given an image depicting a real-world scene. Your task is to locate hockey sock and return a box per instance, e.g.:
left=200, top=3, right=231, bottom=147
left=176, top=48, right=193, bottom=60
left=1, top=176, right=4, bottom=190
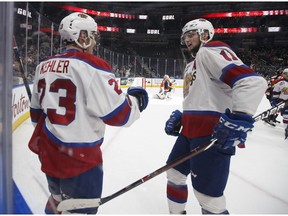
left=167, top=182, right=188, bottom=214
left=45, top=195, right=61, bottom=214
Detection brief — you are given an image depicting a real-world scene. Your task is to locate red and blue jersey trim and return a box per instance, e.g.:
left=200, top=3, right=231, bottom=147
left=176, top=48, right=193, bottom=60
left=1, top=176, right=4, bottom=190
left=203, top=41, right=259, bottom=88
left=182, top=110, right=220, bottom=138
left=28, top=113, right=104, bottom=178
left=43, top=123, right=104, bottom=148
left=50, top=50, right=112, bottom=73
left=203, top=40, right=231, bottom=48
left=220, top=64, right=259, bottom=88
left=101, top=98, right=131, bottom=126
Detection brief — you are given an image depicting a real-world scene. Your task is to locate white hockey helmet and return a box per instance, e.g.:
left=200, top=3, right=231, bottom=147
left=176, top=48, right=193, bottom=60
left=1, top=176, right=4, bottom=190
left=283, top=68, right=288, bottom=74
left=59, top=12, right=97, bottom=49
left=181, top=18, right=214, bottom=43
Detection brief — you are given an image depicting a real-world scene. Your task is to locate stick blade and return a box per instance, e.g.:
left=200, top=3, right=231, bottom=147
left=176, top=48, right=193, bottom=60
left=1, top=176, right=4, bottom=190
left=57, top=198, right=101, bottom=211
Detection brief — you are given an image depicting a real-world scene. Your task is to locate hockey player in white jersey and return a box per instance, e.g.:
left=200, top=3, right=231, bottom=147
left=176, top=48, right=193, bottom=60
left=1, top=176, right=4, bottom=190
left=271, top=68, right=288, bottom=138
left=28, top=12, right=148, bottom=214
left=164, top=18, right=267, bottom=214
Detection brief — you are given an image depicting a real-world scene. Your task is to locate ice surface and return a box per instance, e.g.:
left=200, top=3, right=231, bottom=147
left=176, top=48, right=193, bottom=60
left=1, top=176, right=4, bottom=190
left=12, top=87, right=288, bottom=214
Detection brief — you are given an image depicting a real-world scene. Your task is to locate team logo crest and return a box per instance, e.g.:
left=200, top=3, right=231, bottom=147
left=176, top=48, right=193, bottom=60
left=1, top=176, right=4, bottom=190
left=282, top=87, right=288, bottom=95
left=183, top=61, right=196, bottom=97
left=78, top=13, right=88, bottom=19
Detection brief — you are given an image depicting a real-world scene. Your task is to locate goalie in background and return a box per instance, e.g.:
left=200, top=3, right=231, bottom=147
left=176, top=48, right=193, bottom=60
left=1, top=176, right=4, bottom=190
left=270, top=68, right=288, bottom=138
left=156, top=74, right=175, bottom=99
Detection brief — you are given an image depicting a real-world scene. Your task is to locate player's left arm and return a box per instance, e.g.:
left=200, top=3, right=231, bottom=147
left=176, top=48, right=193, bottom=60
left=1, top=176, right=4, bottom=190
left=203, top=45, right=267, bottom=149
left=203, top=46, right=267, bottom=115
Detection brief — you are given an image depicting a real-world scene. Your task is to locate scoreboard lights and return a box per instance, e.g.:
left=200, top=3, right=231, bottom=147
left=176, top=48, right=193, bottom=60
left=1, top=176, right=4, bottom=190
left=38, top=4, right=287, bottom=35
left=203, top=9, right=288, bottom=18
left=126, top=28, right=136, bottom=33
left=162, top=15, right=175, bottom=20
left=138, top=15, right=148, bottom=20
left=16, top=8, right=32, bottom=18
left=268, top=27, right=281, bottom=32
left=147, top=29, right=160, bottom=34
left=214, top=27, right=257, bottom=33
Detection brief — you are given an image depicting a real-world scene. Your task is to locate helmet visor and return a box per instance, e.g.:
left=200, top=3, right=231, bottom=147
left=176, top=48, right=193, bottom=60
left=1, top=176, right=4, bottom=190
left=181, top=30, right=198, bottom=45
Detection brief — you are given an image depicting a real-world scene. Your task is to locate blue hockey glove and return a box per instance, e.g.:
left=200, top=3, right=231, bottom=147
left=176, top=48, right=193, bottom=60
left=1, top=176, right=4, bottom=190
left=127, top=87, right=149, bottom=112
left=212, top=109, right=255, bottom=149
left=280, top=106, right=288, bottom=115
left=165, top=110, right=182, bottom=136
left=271, top=99, right=279, bottom=107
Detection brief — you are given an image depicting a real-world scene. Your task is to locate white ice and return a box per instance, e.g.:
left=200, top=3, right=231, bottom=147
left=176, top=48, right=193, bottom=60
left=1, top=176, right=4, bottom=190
left=12, top=87, right=288, bottom=214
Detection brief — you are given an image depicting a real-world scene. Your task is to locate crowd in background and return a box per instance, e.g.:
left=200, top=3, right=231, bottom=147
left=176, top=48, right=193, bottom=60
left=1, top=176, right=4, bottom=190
left=13, top=35, right=288, bottom=85
left=12, top=3, right=288, bottom=84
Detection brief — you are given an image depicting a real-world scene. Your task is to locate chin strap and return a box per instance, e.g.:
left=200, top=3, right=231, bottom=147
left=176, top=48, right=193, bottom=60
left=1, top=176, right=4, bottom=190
left=75, top=40, right=92, bottom=50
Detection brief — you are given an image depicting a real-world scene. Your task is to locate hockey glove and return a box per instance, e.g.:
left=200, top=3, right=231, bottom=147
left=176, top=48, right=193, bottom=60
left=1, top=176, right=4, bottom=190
left=127, top=87, right=149, bottom=112
left=212, top=109, right=255, bottom=149
left=271, top=99, right=279, bottom=107
left=165, top=110, right=182, bottom=136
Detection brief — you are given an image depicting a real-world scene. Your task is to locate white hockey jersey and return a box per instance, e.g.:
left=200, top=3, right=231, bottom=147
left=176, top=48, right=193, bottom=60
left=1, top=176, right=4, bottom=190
left=29, top=49, right=140, bottom=178
left=181, top=41, right=267, bottom=138
left=272, top=79, right=288, bottom=101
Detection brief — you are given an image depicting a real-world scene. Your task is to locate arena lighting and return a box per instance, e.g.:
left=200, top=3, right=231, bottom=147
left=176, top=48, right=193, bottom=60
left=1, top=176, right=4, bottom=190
left=126, top=28, right=136, bottom=33
left=55, top=4, right=136, bottom=19
left=268, top=27, right=281, bottom=32
left=39, top=26, right=121, bottom=34
left=203, top=9, right=288, bottom=18
left=214, top=27, right=258, bottom=33
left=40, top=26, right=261, bottom=35
left=147, top=29, right=160, bottom=34
left=138, top=15, right=148, bottom=20
left=97, top=26, right=120, bottom=32
left=16, top=8, right=32, bottom=18
left=162, top=15, right=175, bottom=20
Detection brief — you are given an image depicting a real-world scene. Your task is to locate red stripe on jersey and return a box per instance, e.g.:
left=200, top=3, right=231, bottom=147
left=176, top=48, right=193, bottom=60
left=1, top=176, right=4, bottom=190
left=28, top=115, right=103, bottom=178
left=221, top=65, right=257, bottom=87
left=55, top=50, right=112, bottom=72
left=203, top=40, right=231, bottom=48
left=182, top=111, right=220, bottom=138
left=102, top=99, right=131, bottom=126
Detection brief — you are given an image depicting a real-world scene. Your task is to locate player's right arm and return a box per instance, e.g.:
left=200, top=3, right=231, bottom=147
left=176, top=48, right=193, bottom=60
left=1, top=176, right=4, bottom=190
left=86, top=58, right=146, bottom=127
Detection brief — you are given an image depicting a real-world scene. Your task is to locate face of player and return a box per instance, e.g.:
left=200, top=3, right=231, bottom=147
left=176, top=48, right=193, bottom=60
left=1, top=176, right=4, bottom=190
left=282, top=72, right=288, bottom=80
left=78, top=30, right=97, bottom=53
left=182, top=30, right=201, bottom=54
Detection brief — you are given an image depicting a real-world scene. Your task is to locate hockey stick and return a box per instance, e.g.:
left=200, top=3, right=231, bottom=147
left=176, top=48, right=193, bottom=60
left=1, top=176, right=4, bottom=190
left=13, top=36, right=32, bottom=101
left=57, top=138, right=218, bottom=211
left=57, top=104, right=281, bottom=212
left=253, top=101, right=285, bottom=122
